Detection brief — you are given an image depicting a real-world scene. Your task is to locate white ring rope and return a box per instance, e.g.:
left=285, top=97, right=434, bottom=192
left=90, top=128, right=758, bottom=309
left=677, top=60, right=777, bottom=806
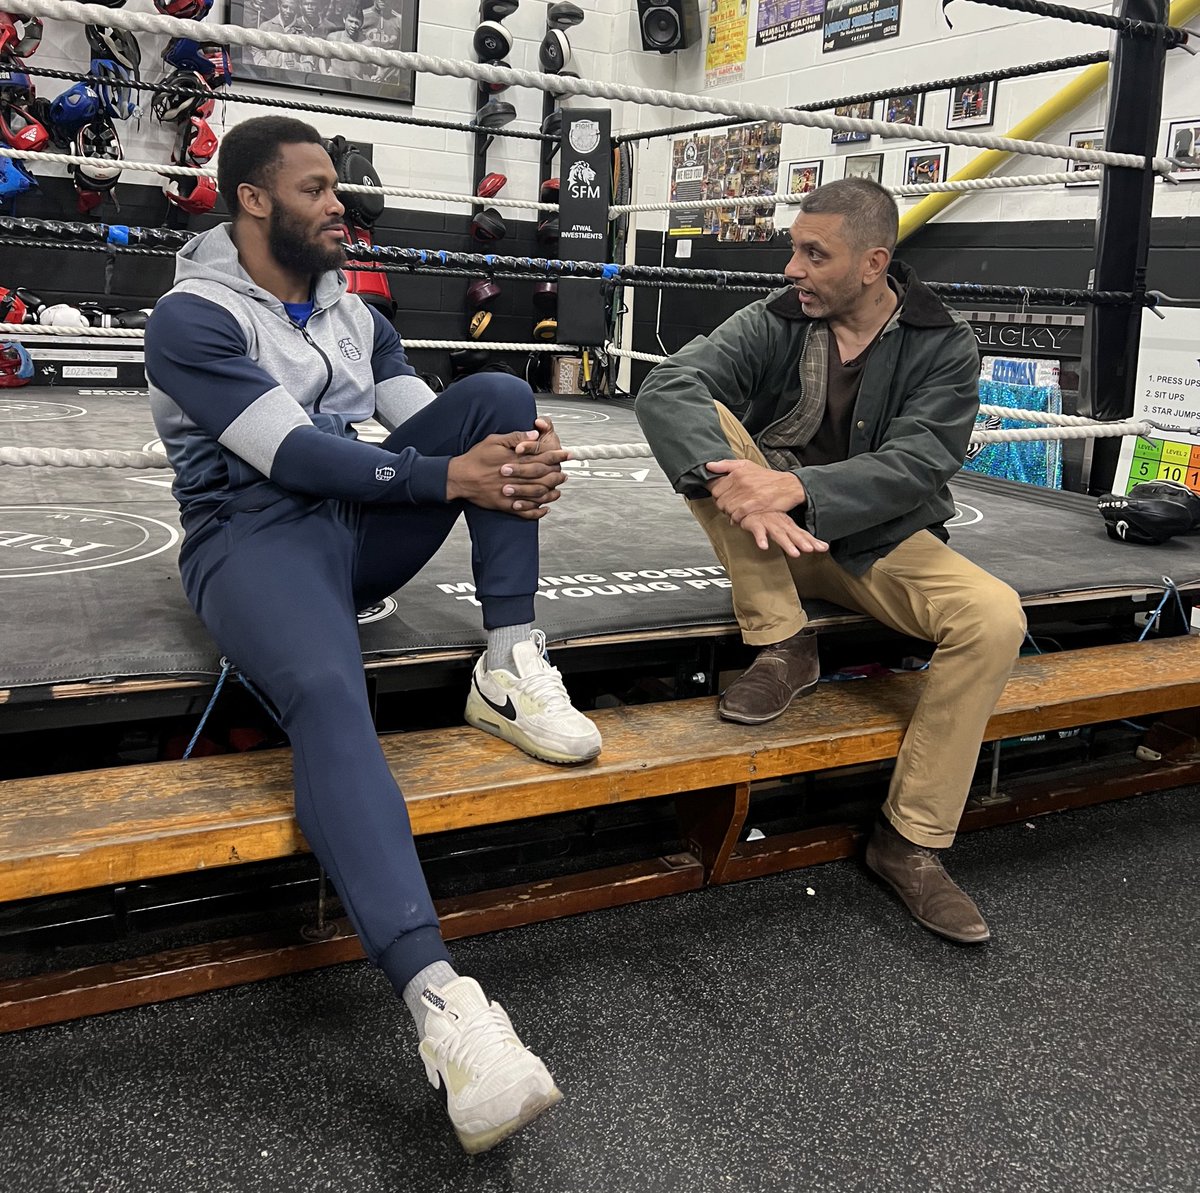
left=611, top=171, right=1107, bottom=214
left=1, top=0, right=1173, bottom=172
left=0, top=145, right=560, bottom=212
left=0, top=421, right=1181, bottom=469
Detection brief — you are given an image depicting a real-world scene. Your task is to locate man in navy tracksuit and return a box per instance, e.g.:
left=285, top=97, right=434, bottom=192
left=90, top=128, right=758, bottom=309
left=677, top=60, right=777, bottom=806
left=145, top=116, right=595, bottom=1153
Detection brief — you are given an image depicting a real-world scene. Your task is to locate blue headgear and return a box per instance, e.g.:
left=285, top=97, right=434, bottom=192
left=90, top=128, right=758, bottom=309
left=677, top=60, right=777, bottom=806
left=0, top=67, right=32, bottom=102
left=162, top=37, right=216, bottom=77
left=49, top=83, right=101, bottom=134
left=90, top=58, right=138, bottom=120
left=0, top=155, right=37, bottom=198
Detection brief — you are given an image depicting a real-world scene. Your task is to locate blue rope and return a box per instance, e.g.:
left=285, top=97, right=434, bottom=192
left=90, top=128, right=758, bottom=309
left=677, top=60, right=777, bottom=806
left=182, top=659, right=232, bottom=760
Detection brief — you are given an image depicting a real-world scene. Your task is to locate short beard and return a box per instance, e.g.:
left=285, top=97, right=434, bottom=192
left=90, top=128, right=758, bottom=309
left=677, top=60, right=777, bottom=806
left=267, top=205, right=345, bottom=276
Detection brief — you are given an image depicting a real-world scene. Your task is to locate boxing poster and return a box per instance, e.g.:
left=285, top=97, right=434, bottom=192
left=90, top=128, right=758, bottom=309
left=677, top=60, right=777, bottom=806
left=757, top=0, right=826, bottom=46
left=822, top=0, right=901, bottom=54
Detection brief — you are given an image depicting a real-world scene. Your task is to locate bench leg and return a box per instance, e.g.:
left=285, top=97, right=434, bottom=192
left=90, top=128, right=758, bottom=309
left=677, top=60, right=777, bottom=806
left=675, top=782, right=750, bottom=884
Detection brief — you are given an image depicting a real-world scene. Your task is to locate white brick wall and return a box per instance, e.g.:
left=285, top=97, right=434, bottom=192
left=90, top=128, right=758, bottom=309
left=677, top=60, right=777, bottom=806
left=28, top=1, right=1200, bottom=229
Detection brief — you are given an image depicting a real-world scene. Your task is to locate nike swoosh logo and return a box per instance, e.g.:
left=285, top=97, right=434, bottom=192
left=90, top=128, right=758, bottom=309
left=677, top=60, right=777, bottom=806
left=474, top=676, right=517, bottom=721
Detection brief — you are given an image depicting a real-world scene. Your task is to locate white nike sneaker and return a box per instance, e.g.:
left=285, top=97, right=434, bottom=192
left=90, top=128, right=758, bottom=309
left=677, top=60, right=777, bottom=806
left=418, top=977, right=563, bottom=1154
left=465, top=629, right=602, bottom=764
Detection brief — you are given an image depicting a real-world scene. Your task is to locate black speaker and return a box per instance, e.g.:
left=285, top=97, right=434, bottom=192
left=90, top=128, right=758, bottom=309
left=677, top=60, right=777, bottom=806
left=637, top=0, right=700, bottom=52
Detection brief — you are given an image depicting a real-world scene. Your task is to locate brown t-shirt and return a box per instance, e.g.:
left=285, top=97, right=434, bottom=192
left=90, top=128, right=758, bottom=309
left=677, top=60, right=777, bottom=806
left=801, top=282, right=904, bottom=468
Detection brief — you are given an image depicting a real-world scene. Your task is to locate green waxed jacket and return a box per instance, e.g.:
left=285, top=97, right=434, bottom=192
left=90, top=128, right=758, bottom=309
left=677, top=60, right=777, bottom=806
left=633, top=259, right=981, bottom=576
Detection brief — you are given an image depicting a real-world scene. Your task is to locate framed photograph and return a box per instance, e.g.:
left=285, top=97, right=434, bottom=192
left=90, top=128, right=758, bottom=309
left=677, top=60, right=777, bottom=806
left=785, top=159, right=823, bottom=196
left=831, top=102, right=872, bottom=145
left=883, top=92, right=923, bottom=127
left=903, top=146, right=948, bottom=188
left=1166, top=118, right=1200, bottom=178
left=1065, top=129, right=1104, bottom=185
left=947, top=80, right=995, bottom=130
left=844, top=152, right=884, bottom=183
left=228, top=0, right=418, bottom=106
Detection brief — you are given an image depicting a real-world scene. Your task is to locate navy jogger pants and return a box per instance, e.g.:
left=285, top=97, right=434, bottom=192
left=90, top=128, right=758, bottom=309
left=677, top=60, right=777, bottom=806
left=178, top=373, right=540, bottom=993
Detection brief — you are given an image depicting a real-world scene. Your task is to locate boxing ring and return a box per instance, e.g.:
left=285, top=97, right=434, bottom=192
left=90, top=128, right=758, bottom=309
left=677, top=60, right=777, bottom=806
left=2, top=383, right=1197, bottom=721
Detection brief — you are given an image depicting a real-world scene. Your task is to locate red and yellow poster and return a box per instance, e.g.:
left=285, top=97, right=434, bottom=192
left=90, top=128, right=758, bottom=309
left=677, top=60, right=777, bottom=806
left=705, top=0, right=749, bottom=88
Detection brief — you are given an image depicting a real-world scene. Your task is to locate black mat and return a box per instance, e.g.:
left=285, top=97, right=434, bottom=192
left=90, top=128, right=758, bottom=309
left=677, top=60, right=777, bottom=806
left=2, top=389, right=1197, bottom=689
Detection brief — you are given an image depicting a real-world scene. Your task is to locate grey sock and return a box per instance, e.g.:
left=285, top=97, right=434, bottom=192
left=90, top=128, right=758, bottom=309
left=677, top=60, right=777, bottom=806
left=486, top=622, right=533, bottom=672
left=403, top=960, right=461, bottom=1037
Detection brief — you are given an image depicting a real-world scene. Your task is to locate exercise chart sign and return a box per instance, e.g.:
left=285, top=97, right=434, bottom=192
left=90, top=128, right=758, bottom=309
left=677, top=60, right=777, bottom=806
left=1115, top=308, right=1200, bottom=494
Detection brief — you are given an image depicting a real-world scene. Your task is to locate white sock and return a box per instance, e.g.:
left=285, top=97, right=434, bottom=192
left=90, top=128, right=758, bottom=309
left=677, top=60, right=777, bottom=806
left=486, top=623, right=533, bottom=673
left=403, top=960, right=461, bottom=1037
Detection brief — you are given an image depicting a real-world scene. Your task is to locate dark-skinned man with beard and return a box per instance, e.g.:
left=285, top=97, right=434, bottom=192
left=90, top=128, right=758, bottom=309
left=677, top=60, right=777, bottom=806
left=145, top=116, right=599, bottom=1153
left=635, top=178, right=1026, bottom=946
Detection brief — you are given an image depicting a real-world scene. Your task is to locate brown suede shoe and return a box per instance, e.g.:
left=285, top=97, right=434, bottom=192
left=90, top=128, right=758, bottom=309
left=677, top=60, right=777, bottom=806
left=719, top=629, right=820, bottom=724
left=864, top=818, right=991, bottom=944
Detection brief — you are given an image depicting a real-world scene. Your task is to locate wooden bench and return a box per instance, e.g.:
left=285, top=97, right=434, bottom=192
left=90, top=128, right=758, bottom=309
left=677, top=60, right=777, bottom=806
left=3, top=635, right=1200, bottom=1031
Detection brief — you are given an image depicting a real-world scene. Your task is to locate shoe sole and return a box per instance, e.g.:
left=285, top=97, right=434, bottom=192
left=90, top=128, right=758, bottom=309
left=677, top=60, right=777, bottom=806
left=456, top=1084, right=564, bottom=1155
left=864, top=859, right=991, bottom=945
left=465, top=700, right=600, bottom=765
left=718, top=677, right=819, bottom=725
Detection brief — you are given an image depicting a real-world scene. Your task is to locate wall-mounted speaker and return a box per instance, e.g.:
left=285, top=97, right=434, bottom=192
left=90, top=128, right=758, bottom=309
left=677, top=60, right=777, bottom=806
left=637, top=0, right=700, bottom=53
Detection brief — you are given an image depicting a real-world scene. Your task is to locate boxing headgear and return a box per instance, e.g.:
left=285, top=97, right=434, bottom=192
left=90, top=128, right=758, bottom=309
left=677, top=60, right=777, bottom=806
left=539, top=177, right=559, bottom=205
left=49, top=83, right=101, bottom=136
left=0, top=155, right=36, bottom=198
left=480, top=0, right=519, bottom=18
left=90, top=59, right=138, bottom=120
left=71, top=119, right=123, bottom=192
left=1096, top=492, right=1195, bottom=545
left=154, top=0, right=214, bottom=18
left=470, top=207, right=506, bottom=242
left=1127, top=480, right=1200, bottom=531
left=538, top=29, right=571, bottom=74
left=536, top=215, right=559, bottom=248
left=164, top=172, right=218, bottom=215
left=86, top=25, right=142, bottom=71
left=39, top=304, right=90, bottom=327
left=200, top=44, right=233, bottom=88
left=0, top=67, right=33, bottom=103
left=0, top=15, right=43, bottom=58
left=177, top=115, right=218, bottom=165
left=151, top=70, right=214, bottom=123
left=533, top=317, right=557, bottom=341
left=163, top=37, right=221, bottom=77
left=473, top=22, right=513, bottom=63
left=482, top=64, right=511, bottom=94
left=466, top=278, right=501, bottom=309
left=0, top=342, right=33, bottom=387
left=541, top=110, right=562, bottom=161
left=477, top=171, right=507, bottom=199
left=0, top=288, right=28, bottom=325
left=0, top=102, right=48, bottom=152
left=468, top=309, right=492, bottom=339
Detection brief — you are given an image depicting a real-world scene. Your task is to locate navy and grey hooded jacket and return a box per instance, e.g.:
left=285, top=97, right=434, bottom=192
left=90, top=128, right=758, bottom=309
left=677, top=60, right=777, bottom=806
left=145, top=223, right=447, bottom=534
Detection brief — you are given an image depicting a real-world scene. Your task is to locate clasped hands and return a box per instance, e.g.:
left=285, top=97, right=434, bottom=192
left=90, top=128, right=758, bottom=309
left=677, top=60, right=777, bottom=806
left=447, top=416, right=568, bottom=521
left=706, top=458, right=829, bottom=556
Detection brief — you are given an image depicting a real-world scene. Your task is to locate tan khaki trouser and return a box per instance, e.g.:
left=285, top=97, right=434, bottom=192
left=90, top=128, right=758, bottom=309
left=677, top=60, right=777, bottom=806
left=688, top=403, right=1027, bottom=847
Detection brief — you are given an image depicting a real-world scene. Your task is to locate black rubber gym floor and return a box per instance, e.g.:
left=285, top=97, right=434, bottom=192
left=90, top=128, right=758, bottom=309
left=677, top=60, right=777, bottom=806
left=1, top=787, right=1196, bottom=1193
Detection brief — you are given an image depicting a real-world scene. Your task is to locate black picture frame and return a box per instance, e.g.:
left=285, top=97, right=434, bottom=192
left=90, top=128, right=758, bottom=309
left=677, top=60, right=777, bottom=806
left=227, top=0, right=418, bottom=106
left=882, top=91, right=923, bottom=128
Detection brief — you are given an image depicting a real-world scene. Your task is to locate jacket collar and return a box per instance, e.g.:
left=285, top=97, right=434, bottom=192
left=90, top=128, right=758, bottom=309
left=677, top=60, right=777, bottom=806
left=765, top=259, right=954, bottom=329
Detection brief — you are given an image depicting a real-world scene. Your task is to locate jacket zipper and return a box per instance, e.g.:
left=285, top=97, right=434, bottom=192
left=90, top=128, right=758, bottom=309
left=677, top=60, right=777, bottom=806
left=293, top=320, right=334, bottom=411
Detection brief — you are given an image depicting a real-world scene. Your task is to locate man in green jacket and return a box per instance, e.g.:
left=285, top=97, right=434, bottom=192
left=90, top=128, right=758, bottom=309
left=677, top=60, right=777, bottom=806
left=635, top=178, right=1026, bottom=944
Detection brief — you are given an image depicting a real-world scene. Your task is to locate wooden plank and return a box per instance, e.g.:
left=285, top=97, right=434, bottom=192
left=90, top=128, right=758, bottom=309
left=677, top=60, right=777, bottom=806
left=0, top=855, right=704, bottom=1032
left=2, top=636, right=1199, bottom=902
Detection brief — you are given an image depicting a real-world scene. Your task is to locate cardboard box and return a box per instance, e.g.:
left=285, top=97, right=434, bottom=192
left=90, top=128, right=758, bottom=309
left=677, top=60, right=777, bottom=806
left=551, top=355, right=582, bottom=395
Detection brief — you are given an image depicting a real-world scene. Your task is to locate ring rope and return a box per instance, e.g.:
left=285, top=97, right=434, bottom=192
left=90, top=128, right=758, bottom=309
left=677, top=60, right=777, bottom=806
left=19, top=64, right=553, bottom=143
left=0, top=419, right=1187, bottom=470
left=946, top=0, right=1190, bottom=43
left=612, top=52, right=1110, bottom=144
left=0, top=0, right=1173, bottom=171
left=611, top=170, right=1106, bottom=214
left=0, top=146, right=561, bottom=213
